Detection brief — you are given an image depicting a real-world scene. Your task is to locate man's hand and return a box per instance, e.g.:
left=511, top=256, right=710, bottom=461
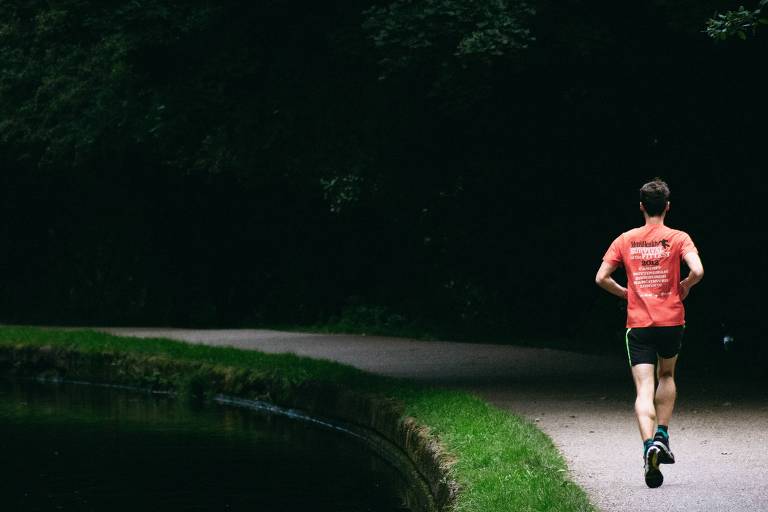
left=595, top=261, right=628, bottom=300
left=680, top=252, right=704, bottom=301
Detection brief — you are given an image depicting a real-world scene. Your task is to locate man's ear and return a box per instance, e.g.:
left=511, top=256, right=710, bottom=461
left=665, top=201, right=670, bottom=212
left=639, top=202, right=646, bottom=213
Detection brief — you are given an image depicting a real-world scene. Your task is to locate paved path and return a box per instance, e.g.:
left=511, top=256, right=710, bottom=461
left=102, top=328, right=768, bottom=512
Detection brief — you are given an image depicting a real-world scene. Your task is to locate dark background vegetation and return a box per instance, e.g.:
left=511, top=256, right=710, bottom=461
left=1, top=1, right=765, bottom=366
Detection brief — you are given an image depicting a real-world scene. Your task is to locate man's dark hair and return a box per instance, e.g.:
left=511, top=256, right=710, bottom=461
left=639, top=178, right=670, bottom=216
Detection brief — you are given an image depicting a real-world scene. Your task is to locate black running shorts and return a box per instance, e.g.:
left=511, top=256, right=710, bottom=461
left=625, top=325, right=684, bottom=366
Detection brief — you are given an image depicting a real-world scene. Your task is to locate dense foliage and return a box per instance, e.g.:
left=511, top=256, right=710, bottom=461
left=706, top=0, right=767, bottom=40
left=363, top=0, right=534, bottom=74
left=1, top=1, right=766, bottom=352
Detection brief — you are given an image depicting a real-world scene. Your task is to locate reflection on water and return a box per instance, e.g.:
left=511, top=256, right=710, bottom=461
left=0, top=380, right=412, bottom=511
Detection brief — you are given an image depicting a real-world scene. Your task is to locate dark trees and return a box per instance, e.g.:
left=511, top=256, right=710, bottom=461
left=1, top=1, right=766, bottom=350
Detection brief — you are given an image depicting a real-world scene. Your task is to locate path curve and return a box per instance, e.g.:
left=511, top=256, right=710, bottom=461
left=101, top=328, right=768, bottom=512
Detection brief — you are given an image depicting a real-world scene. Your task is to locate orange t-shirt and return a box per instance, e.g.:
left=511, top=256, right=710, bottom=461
left=603, top=224, right=698, bottom=328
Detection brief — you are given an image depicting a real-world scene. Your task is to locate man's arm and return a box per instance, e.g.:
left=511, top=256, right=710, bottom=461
left=595, top=261, right=628, bottom=299
left=680, top=252, right=704, bottom=301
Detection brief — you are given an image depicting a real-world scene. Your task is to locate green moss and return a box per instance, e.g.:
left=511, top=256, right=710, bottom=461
left=0, top=326, right=593, bottom=512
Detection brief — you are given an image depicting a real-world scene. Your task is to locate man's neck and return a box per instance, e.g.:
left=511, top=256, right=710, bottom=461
left=644, top=215, right=665, bottom=226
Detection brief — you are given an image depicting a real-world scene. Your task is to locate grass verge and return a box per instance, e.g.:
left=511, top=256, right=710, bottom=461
left=0, top=326, right=594, bottom=512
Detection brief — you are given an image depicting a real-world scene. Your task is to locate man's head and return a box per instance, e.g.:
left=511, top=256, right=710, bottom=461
left=639, top=178, right=670, bottom=217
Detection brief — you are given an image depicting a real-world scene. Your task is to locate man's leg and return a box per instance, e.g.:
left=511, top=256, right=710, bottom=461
left=631, top=363, right=657, bottom=441
left=653, top=355, right=678, bottom=464
left=632, top=362, right=664, bottom=487
left=655, top=355, right=678, bottom=427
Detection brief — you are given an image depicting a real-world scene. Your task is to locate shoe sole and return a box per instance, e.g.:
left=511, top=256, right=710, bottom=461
left=645, top=446, right=664, bottom=488
left=654, top=440, right=676, bottom=464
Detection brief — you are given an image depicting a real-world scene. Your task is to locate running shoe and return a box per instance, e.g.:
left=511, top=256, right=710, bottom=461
left=644, top=445, right=663, bottom=488
left=653, top=436, right=675, bottom=464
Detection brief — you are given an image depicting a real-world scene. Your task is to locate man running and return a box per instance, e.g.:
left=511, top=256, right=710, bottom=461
left=595, top=178, right=704, bottom=488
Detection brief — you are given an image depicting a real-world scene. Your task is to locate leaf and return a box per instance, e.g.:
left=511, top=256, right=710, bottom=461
left=737, top=30, right=747, bottom=40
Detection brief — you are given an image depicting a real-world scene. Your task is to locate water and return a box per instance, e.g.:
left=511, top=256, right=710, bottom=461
left=0, top=380, right=413, bottom=511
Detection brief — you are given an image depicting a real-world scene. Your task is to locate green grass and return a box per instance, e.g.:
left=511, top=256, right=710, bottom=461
left=0, top=325, right=594, bottom=512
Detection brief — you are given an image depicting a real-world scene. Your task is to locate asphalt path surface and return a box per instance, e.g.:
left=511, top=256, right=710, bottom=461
left=102, top=328, right=768, bottom=512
